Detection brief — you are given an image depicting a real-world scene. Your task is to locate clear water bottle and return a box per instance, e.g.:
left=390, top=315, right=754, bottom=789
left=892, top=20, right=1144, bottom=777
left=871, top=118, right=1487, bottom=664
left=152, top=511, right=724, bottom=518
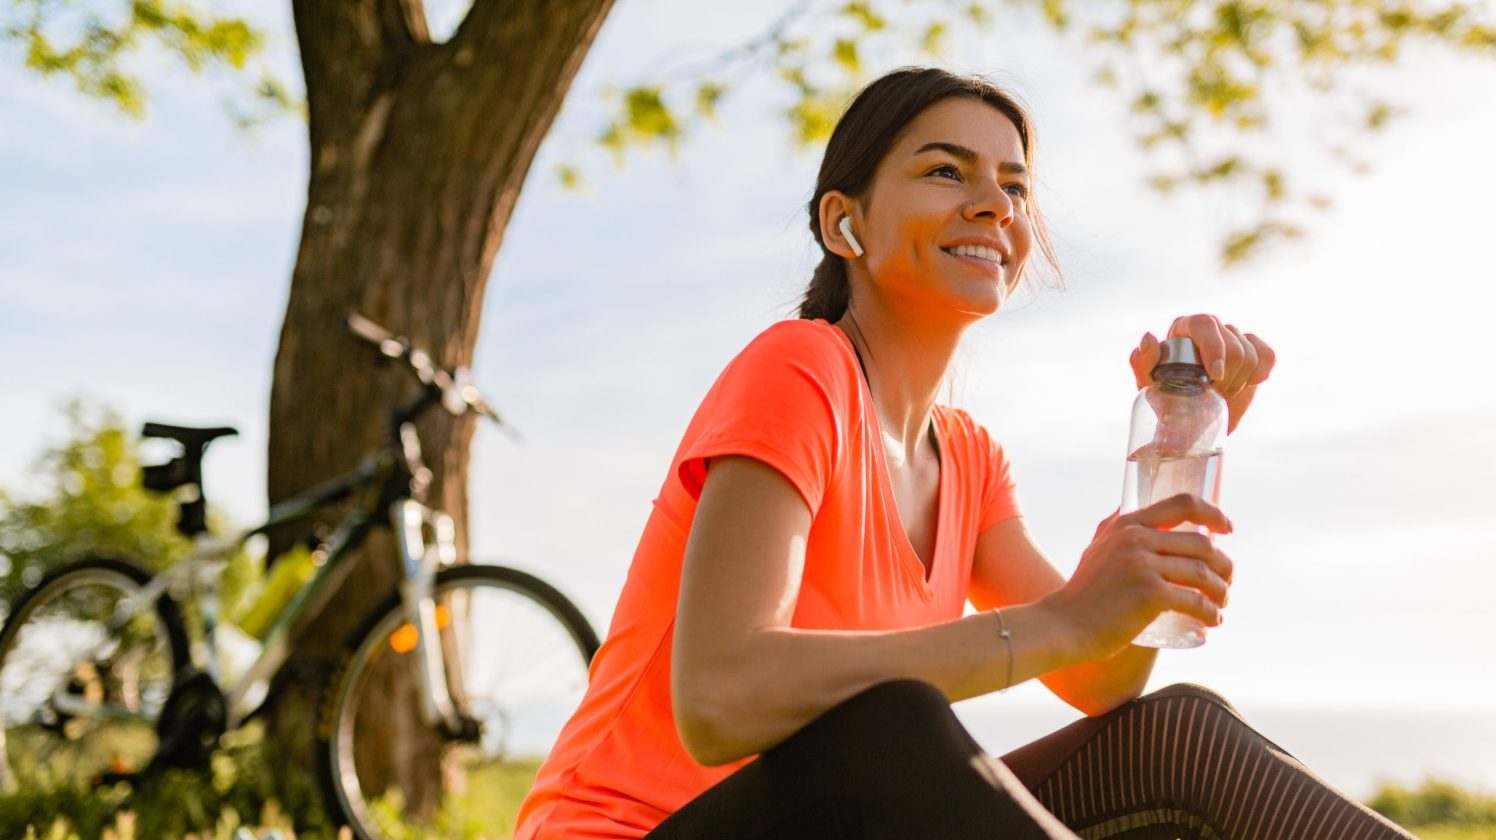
left=1120, top=336, right=1228, bottom=648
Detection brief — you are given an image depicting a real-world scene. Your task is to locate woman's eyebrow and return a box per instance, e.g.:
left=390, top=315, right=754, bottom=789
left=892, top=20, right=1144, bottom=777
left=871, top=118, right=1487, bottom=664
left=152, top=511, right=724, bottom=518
left=913, top=141, right=1028, bottom=176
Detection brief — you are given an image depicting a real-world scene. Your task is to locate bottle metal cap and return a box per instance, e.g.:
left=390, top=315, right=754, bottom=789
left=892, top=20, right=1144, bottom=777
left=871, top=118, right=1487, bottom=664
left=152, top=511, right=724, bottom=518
left=1157, top=336, right=1202, bottom=369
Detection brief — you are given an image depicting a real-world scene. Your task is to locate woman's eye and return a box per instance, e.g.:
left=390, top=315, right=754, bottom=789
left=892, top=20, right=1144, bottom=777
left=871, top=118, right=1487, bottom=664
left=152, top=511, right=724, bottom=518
left=1004, top=183, right=1030, bottom=199
left=929, top=164, right=961, bottom=180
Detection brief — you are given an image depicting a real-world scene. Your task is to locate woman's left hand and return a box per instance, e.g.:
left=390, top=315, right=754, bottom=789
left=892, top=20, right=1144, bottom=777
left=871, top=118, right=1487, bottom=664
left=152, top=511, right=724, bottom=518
left=1129, top=314, right=1276, bottom=435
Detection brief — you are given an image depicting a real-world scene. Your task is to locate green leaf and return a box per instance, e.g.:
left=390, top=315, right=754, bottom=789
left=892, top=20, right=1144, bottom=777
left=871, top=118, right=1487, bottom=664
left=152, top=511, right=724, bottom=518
left=840, top=1, right=887, bottom=32
left=1364, top=100, right=1396, bottom=130
left=1148, top=173, right=1181, bottom=194
left=1131, top=89, right=1161, bottom=114
left=921, top=22, right=948, bottom=55
left=786, top=89, right=844, bottom=146
left=694, top=80, right=726, bottom=120
left=1042, top=0, right=1069, bottom=30
left=555, top=163, right=585, bottom=190
left=1221, top=220, right=1303, bottom=266
left=1195, top=155, right=1243, bottom=182
left=1185, top=60, right=1259, bottom=120
left=833, top=38, right=860, bottom=74
left=5, top=0, right=272, bottom=120
left=623, top=86, right=682, bottom=142
left=1261, top=168, right=1284, bottom=201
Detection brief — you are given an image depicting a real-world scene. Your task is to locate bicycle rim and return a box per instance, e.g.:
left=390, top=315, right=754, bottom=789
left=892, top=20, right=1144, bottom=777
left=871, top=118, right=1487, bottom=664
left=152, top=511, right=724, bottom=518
left=0, top=562, right=180, bottom=790
left=324, top=566, right=594, bottom=839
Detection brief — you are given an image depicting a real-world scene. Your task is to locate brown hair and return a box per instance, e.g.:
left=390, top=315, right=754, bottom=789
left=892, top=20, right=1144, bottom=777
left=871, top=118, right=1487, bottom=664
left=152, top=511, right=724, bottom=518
left=797, top=66, right=1063, bottom=322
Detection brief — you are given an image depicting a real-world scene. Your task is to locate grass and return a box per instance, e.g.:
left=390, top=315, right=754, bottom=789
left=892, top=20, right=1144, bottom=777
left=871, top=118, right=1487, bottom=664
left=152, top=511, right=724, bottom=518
left=1416, top=828, right=1496, bottom=840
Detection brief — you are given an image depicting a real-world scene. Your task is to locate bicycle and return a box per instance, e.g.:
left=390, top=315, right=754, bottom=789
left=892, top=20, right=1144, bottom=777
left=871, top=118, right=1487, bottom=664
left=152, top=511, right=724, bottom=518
left=0, top=313, right=600, bottom=839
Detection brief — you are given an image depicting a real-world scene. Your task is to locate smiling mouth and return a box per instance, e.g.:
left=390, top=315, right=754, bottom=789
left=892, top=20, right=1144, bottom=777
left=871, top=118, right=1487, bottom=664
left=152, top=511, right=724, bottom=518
left=940, top=246, right=1006, bottom=270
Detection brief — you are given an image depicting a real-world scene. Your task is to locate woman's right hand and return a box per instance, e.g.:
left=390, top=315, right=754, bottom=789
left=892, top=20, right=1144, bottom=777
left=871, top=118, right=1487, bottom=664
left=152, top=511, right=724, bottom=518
left=1043, top=493, right=1235, bottom=663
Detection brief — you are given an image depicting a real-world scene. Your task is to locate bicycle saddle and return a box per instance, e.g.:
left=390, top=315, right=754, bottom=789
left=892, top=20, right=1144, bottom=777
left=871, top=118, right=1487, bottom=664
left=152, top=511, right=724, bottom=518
left=141, top=423, right=239, bottom=449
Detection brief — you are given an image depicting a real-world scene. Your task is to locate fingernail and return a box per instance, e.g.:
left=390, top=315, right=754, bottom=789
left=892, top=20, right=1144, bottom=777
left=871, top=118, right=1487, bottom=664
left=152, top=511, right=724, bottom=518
left=1211, top=359, right=1226, bottom=381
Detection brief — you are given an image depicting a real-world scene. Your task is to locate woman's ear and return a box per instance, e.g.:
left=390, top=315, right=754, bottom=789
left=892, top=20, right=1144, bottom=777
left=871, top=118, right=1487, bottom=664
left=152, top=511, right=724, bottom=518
left=818, top=191, right=862, bottom=259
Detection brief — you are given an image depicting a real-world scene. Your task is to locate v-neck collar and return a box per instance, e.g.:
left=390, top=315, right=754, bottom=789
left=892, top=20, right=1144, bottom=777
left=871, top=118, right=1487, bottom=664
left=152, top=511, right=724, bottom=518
left=823, top=320, right=948, bottom=599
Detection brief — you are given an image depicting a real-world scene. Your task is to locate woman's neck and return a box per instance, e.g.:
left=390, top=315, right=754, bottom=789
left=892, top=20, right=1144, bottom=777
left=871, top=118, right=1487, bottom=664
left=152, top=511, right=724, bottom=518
left=833, top=301, right=964, bottom=467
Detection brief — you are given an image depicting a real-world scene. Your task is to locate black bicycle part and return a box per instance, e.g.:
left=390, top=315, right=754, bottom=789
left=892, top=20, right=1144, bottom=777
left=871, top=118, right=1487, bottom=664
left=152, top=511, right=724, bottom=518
left=149, top=670, right=228, bottom=772
left=140, top=423, right=239, bottom=537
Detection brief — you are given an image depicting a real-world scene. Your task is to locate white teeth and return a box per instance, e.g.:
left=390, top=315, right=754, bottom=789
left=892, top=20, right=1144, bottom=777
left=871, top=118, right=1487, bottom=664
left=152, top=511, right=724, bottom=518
left=943, top=244, right=1003, bottom=264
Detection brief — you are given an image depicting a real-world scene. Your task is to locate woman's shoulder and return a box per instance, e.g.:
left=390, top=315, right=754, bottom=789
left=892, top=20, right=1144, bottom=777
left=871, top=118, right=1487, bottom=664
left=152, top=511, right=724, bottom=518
left=741, top=317, right=850, bottom=356
left=725, top=317, right=859, bottom=382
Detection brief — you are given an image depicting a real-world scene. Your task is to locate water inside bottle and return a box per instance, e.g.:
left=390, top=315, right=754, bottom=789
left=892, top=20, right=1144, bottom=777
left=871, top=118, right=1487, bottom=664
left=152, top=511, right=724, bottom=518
left=1121, top=448, right=1223, bottom=529
left=1121, top=447, right=1224, bottom=648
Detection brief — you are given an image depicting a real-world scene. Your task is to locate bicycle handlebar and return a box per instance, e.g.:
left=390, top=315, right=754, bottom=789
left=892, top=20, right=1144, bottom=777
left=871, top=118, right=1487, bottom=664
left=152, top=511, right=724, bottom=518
left=342, top=312, right=508, bottom=430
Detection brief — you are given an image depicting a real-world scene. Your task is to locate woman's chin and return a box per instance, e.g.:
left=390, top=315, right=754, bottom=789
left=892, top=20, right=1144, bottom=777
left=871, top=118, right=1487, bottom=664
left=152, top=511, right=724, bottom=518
left=957, top=284, right=1007, bottom=317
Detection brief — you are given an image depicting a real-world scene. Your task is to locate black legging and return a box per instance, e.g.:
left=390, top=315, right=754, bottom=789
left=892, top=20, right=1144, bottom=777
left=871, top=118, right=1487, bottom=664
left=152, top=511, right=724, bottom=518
left=645, top=680, right=1417, bottom=839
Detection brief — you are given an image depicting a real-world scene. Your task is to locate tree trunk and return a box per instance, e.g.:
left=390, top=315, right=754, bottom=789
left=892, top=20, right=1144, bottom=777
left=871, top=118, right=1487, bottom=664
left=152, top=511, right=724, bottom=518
left=266, top=0, right=615, bottom=823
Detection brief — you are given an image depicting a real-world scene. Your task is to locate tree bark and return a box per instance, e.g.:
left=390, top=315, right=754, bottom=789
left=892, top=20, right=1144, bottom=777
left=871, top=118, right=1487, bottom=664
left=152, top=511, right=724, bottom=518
left=266, top=0, right=615, bottom=822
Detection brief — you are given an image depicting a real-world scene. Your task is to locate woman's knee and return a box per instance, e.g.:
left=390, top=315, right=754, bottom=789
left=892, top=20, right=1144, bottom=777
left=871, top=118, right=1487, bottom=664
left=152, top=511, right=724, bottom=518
left=770, top=678, right=976, bottom=765
left=1139, top=682, right=1243, bottom=716
left=846, top=677, right=952, bottom=717
left=1123, top=682, right=1301, bottom=759
left=801, top=678, right=954, bottom=733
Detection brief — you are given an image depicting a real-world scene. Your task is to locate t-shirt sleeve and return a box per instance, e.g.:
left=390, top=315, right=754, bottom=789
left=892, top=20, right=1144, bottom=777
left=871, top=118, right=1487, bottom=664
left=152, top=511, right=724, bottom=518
left=676, top=322, right=849, bottom=515
left=974, top=420, right=1024, bottom=533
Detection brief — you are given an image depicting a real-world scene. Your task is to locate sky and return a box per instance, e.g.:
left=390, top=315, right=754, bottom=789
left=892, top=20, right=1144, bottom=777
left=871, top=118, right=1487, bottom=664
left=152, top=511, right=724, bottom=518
left=2, top=0, right=1494, bottom=799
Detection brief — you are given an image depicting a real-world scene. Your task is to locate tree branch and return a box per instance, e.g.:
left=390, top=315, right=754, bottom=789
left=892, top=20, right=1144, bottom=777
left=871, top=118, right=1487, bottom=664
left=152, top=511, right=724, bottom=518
left=378, top=0, right=430, bottom=47
left=435, top=0, right=617, bottom=165
left=291, top=0, right=388, bottom=145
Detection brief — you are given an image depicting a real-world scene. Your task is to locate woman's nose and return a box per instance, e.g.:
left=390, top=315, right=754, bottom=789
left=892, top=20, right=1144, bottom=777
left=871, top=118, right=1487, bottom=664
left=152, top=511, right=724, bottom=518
left=963, top=185, right=1015, bottom=228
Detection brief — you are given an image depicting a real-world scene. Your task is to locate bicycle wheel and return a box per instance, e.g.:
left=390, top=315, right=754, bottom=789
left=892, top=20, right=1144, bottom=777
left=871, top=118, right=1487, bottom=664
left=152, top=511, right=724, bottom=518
left=318, top=563, right=599, bottom=840
left=0, top=556, right=189, bottom=791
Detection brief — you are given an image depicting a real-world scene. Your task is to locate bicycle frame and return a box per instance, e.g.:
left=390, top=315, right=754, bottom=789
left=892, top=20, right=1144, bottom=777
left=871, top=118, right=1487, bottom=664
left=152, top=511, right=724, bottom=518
left=97, top=421, right=465, bottom=735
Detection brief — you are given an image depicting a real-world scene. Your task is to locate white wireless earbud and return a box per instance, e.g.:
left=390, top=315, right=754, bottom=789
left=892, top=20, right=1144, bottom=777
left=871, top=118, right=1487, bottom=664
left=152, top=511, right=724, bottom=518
left=839, top=216, right=865, bottom=257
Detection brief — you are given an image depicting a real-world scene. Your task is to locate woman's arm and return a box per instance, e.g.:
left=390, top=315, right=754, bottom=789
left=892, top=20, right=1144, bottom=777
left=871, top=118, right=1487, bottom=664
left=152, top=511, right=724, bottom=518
left=968, top=517, right=1158, bottom=717
left=671, top=454, right=1089, bottom=767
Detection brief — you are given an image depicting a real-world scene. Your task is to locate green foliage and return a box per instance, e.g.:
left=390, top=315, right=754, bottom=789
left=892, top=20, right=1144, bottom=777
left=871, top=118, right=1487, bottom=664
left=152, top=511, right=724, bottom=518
left=10, top=1, right=1496, bottom=268
left=0, top=401, right=189, bottom=611
left=347, top=758, right=543, bottom=840
left=573, top=0, right=1494, bottom=267
left=0, top=400, right=258, bottom=626
left=3, top=727, right=543, bottom=839
left=0, top=723, right=330, bottom=840
left=1415, top=827, right=1496, bottom=840
left=1, top=0, right=296, bottom=122
left=1369, top=777, right=1496, bottom=828
left=1081, top=0, right=1495, bottom=264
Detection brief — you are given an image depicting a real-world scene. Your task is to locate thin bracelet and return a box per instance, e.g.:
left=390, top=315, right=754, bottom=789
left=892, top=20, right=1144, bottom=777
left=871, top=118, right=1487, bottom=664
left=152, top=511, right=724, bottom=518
left=992, top=607, right=1014, bottom=693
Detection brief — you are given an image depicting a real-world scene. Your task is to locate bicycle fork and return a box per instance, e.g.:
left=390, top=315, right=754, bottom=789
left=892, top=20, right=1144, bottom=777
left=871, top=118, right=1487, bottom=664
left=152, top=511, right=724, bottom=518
left=391, top=498, right=472, bottom=739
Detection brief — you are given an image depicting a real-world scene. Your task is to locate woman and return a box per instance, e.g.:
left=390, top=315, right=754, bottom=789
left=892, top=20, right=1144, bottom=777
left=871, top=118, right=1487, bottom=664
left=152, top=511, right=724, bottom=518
left=513, top=67, right=1414, bottom=840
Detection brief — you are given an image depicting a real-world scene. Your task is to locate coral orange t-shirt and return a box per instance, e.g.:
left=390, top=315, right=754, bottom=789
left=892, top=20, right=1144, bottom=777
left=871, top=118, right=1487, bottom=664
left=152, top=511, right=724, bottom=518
left=512, top=317, right=1024, bottom=839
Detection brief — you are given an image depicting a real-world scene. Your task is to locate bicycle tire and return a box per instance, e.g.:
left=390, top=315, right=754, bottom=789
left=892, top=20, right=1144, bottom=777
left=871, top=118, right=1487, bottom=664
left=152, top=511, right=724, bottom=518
left=0, top=556, right=190, bottom=791
left=317, top=563, right=599, bottom=840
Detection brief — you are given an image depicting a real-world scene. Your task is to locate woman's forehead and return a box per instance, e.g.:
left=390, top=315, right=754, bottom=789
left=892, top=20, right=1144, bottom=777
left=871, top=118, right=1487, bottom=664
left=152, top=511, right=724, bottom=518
left=894, top=98, right=1025, bottom=162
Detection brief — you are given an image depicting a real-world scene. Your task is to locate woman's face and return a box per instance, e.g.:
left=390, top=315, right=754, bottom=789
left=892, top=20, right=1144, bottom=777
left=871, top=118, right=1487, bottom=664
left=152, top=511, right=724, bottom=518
left=843, top=96, right=1034, bottom=320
